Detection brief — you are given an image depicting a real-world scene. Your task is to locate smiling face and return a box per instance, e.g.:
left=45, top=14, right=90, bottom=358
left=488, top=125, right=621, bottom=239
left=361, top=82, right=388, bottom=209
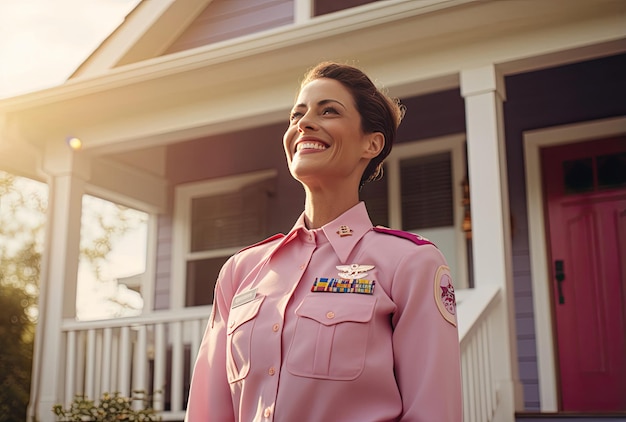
left=283, top=78, right=383, bottom=189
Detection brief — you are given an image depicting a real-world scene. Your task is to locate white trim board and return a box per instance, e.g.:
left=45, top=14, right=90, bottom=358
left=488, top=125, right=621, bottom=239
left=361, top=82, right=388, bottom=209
left=523, top=115, right=626, bottom=411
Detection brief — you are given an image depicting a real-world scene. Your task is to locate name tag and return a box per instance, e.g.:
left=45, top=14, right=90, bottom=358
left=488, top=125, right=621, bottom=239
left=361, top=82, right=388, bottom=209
left=231, top=288, right=258, bottom=308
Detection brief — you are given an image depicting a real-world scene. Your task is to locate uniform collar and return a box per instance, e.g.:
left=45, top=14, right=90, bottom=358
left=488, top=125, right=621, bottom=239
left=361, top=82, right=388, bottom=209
left=289, top=202, right=373, bottom=264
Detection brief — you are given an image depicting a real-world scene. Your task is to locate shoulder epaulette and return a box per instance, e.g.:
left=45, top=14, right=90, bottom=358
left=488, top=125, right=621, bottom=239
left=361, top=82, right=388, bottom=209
left=237, top=233, right=285, bottom=254
left=372, top=226, right=436, bottom=247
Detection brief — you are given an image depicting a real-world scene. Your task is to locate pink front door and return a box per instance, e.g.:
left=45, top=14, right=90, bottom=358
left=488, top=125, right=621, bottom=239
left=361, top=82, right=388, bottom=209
left=541, top=136, right=626, bottom=411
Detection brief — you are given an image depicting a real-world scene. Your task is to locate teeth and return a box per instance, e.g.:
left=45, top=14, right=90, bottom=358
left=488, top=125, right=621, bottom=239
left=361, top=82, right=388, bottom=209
left=296, top=142, right=327, bottom=152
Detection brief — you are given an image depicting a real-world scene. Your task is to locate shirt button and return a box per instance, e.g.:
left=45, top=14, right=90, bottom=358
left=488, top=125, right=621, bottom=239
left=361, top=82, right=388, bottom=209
left=326, top=311, right=335, bottom=319
left=264, top=407, right=272, bottom=418
left=299, top=264, right=306, bottom=270
left=268, top=367, right=276, bottom=376
left=272, top=323, right=280, bottom=332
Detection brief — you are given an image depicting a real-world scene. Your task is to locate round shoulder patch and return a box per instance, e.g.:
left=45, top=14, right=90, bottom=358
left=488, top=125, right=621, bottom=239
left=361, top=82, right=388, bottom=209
left=434, top=265, right=457, bottom=327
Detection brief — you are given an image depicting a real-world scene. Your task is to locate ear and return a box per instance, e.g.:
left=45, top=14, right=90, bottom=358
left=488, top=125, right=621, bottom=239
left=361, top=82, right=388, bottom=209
left=362, top=132, right=384, bottom=159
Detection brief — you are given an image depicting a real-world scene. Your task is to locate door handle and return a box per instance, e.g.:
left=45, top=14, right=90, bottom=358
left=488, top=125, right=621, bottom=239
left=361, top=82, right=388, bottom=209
left=554, top=260, right=565, bottom=304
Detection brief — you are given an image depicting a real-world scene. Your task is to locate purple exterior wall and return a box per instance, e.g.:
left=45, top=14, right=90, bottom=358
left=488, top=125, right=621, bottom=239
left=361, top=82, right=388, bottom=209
left=504, top=53, right=626, bottom=410
left=155, top=214, right=172, bottom=310
left=396, top=89, right=466, bottom=143
left=165, top=0, right=294, bottom=55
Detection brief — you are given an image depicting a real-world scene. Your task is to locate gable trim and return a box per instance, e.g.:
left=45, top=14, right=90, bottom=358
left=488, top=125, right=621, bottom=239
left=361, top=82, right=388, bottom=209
left=72, top=0, right=214, bottom=78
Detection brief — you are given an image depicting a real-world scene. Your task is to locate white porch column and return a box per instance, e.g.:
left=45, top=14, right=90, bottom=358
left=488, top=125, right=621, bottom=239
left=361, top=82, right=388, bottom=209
left=28, top=141, right=89, bottom=422
left=460, top=65, right=524, bottom=412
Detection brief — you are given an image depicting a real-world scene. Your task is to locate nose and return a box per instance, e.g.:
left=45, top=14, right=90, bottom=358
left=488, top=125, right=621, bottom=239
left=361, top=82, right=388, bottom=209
left=297, top=111, right=317, bottom=132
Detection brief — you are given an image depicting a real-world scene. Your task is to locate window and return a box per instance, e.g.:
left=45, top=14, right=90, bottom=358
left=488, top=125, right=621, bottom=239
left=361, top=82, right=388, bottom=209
left=77, top=195, right=150, bottom=320
left=400, top=152, right=454, bottom=230
left=172, top=170, right=277, bottom=308
left=563, top=152, right=626, bottom=194
left=360, top=135, right=469, bottom=289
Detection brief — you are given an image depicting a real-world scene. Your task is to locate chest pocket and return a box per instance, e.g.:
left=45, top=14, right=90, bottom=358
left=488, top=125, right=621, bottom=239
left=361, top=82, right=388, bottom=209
left=226, top=296, right=264, bottom=383
left=286, top=294, right=377, bottom=380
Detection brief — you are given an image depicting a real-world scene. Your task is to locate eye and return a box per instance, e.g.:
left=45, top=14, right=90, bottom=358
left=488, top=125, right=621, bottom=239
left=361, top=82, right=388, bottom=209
left=289, top=111, right=303, bottom=123
left=322, top=106, right=339, bottom=116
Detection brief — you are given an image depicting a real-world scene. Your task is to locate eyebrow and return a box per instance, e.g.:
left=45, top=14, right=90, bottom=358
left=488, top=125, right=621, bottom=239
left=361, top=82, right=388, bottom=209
left=294, top=98, right=347, bottom=110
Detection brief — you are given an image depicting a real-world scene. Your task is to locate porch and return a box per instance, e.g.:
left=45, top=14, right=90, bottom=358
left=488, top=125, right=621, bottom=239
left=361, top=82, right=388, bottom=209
left=55, top=285, right=508, bottom=421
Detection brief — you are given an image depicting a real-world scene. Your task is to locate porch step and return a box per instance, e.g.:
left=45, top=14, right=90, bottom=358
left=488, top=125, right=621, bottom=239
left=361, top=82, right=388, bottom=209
left=516, top=412, right=626, bottom=422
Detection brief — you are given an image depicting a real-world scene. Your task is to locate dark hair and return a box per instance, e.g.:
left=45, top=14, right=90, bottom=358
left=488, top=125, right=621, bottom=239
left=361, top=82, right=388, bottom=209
left=299, top=62, right=404, bottom=186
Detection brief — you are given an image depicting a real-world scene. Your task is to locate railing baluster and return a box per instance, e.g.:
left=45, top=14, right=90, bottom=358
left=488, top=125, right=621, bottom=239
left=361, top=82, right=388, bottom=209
left=481, top=323, right=493, bottom=418
left=76, top=331, right=85, bottom=395
left=132, top=325, right=148, bottom=409
left=111, top=329, right=119, bottom=391
left=154, top=323, right=166, bottom=411
left=119, top=326, right=131, bottom=396
left=65, top=330, right=76, bottom=405
left=171, top=321, right=184, bottom=411
left=469, top=338, right=478, bottom=421
left=477, top=324, right=486, bottom=422
left=85, top=329, right=96, bottom=399
left=487, top=316, right=497, bottom=415
left=461, top=348, right=470, bottom=421
left=101, top=328, right=112, bottom=393
left=94, top=330, right=103, bottom=399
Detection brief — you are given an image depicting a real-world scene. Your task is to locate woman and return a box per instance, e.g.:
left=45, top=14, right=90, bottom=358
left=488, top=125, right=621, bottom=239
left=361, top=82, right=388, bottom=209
left=186, top=62, right=462, bottom=421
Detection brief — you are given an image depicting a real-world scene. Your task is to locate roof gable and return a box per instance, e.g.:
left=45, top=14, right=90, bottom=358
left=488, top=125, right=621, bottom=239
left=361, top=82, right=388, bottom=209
left=71, top=0, right=385, bottom=79
left=72, top=0, right=212, bottom=78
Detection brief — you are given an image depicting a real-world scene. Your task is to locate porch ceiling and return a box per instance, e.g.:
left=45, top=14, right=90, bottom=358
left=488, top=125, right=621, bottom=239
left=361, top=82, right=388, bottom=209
left=0, top=0, right=624, bottom=159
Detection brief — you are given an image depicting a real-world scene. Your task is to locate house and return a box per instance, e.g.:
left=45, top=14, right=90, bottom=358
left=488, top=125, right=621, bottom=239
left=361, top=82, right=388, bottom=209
left=0, top=0, right=624, bottom=420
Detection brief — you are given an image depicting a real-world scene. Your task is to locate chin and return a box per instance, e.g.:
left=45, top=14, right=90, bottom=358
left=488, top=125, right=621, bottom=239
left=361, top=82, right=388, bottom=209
left=289, top=167, right=319, bottom=185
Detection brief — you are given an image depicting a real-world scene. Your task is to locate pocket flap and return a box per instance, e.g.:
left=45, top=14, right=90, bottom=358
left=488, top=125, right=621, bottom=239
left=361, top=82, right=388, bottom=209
left=295, top=294, right=376, bottom=326
left=227, top=295, right=264, bottom=334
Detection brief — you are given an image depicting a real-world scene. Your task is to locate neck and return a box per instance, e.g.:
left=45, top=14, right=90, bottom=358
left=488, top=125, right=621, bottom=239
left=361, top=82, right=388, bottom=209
left=302, top=182, right=360, bottom=229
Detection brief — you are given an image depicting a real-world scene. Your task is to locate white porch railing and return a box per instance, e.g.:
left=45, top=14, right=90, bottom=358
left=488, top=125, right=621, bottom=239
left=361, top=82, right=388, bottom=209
left=457, top=284, right=505, bottom=422
left=59, top=286, right=506, bottom=421
left=60, top=307, right=211, bottom=421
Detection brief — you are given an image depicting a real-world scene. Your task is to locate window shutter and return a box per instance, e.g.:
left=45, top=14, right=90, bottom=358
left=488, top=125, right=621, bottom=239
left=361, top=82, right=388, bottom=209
left=190, top=178, right=275, bottom=251
left=360, top=167, right=389, bottom=227
left=400, top=152, right=453, bottom=230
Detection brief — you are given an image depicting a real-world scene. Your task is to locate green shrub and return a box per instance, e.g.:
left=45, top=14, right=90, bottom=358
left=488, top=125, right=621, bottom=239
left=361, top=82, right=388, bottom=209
left=52, top=391, right=161, bottom=421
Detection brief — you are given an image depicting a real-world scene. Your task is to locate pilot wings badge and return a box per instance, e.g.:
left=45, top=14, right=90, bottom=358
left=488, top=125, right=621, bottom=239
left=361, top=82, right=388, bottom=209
left=336, top=263, right=375, bottom=279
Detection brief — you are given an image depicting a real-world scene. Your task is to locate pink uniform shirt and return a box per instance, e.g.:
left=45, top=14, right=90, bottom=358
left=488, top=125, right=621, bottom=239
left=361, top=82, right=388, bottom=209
left=186, top=202, right=462, bottom=421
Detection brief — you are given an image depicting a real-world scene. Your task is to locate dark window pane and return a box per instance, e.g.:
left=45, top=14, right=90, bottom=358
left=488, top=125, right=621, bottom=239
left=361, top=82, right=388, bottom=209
left=400, top=152, right=453, bottom=230
left=597, top=152, right=626, bottom=190
left=314, top=0, right=380, bottom=16
left=185, top=256, right=229, bottom=307
left=563, top=158, right=593, bottom=194
left=190, top=178, right=274, bottom=251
